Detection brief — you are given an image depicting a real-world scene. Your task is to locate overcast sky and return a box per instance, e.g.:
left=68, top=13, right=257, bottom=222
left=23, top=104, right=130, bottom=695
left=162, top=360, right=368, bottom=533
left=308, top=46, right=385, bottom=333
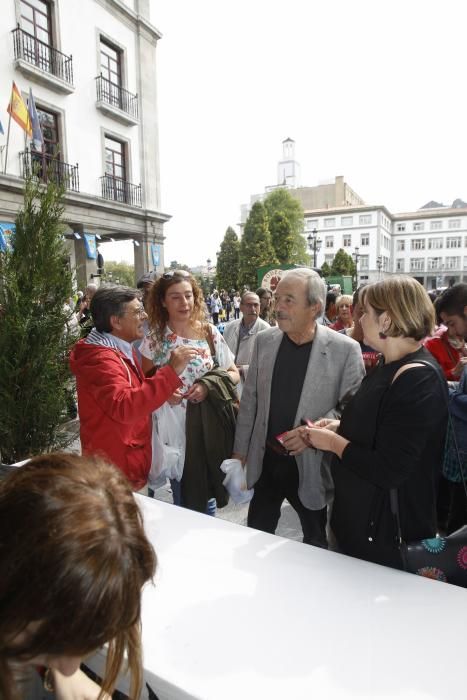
left=108, top=0, right=467, bottom=267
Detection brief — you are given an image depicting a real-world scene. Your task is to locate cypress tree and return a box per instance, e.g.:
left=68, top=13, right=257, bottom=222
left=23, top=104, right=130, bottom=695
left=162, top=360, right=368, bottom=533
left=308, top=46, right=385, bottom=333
left=216, top=226, right=240, bottom=292
left=239, top=201, right=277, bottom=289
left=0, top=176, right=75, bottom=463
left=269, top=211, right=294, bottom=264
left=263, top=188, right=308, bottom=264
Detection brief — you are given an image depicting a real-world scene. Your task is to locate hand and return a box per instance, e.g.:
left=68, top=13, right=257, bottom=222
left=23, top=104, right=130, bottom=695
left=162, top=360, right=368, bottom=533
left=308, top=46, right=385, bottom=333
left=282, top=427, right=309, bottom=455
left=452, top=356, right=467, bottom=377
left=52, top=668, right=111, bottom=700
left=305, top=427, right=338, bottom=452
left=185, top=382, right=208, bottom=403
left=168, top=345, right=201, bottom=375
left=232, top=452, right=246, bottom=467
left=313, top=418, right=340, bottom=432
left=167, top=389, right=185, bottom=405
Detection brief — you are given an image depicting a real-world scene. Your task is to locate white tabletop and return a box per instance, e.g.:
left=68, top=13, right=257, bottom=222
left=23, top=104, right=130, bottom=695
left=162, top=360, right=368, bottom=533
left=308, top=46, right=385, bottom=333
left=88, top=496, right=466, bottom=700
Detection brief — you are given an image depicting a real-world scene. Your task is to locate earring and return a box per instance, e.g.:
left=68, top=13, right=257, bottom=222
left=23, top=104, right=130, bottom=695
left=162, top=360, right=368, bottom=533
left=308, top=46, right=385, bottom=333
left=379, top=331, right=387, bottom=339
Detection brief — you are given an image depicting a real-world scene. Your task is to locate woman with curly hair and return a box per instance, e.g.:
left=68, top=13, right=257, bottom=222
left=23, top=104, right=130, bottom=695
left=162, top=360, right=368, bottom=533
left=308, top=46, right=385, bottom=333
left=0, top=453, right=156, bottom=700
left=140, top=270, right=239, bottom=512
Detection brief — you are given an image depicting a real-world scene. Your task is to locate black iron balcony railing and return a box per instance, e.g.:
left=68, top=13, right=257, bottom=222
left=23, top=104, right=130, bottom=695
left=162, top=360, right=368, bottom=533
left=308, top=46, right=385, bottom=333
left=95, top=75, right=138, bottom=120
left=12, top=26, right=74, bottom=86
left=21, top=149, right=80, bottom=193
left=100, top=174, right=142, bottom=207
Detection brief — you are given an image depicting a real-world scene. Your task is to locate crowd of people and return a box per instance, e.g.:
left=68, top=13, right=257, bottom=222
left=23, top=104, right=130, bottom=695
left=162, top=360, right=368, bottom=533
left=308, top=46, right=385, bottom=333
left=2, top=270, right=467, bottom=697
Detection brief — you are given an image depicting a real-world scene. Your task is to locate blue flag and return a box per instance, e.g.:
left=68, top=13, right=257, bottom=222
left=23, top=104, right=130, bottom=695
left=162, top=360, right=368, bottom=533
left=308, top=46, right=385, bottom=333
left=28, top=88, right=43, bottom=151
left=0, top=119, right=3, bottom=135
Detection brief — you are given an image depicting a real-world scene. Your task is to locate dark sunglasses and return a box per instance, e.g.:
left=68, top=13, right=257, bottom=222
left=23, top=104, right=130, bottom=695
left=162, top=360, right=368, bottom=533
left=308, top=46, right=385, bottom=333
left=162, top=270, right=190, bottom=279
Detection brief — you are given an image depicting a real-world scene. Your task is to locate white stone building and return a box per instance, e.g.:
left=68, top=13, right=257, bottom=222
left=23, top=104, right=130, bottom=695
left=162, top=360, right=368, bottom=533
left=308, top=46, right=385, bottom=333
left=0, top=0, right=167, bottom=287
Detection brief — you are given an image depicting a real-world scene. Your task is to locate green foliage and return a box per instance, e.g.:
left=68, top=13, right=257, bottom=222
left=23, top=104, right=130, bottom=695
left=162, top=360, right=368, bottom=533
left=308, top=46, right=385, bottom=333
left=216, top=226, right=240, bottom=292
left=102, top=260, right=136, bottom=287
left=0, top=177, right=75, bottom=463
left=320, top=261, right=332, bottom=278
left=330, top=248, right=357, bottom=277
left=263, top=188, right=308, bottom=264
left=269, top=212, right=294, bottom=264
left=239, top=202, right=278, bottom=289
left=168, top=260, right=191, bottom=272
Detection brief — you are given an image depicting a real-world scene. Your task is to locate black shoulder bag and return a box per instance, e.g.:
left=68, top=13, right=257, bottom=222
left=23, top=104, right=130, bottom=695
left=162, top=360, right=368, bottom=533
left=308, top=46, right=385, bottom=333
left=390, top=360, right=467, bottom=587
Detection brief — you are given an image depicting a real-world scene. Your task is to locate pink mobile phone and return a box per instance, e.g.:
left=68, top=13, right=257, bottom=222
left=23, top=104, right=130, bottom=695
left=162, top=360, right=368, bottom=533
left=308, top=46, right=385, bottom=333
left=301, top=418, right=315, bottom=428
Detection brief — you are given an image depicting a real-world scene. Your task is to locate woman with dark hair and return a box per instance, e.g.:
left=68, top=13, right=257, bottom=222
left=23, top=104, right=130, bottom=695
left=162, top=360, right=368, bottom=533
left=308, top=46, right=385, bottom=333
left=141, top=270, right=239, bottom=512
left=0, top=453, right=156, bottom=700
left=284, top=276, right=448, bottom=569
left=256, top=287, right=275, bottom=325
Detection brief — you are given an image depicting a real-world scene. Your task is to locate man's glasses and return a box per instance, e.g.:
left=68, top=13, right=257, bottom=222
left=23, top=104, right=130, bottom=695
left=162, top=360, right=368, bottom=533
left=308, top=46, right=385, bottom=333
left=123, top=304, right=146, bottom=318
left=162, top=270, right=190, bottom=279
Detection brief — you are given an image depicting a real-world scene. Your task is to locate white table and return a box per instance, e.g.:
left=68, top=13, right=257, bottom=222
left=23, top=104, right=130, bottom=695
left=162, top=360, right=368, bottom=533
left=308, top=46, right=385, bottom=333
left=87, top=496, right=466, bottom=700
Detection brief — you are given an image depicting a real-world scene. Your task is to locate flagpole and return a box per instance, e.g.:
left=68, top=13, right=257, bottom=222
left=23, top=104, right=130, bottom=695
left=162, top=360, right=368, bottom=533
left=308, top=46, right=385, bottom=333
left=3, top=111, right=12, bottom=174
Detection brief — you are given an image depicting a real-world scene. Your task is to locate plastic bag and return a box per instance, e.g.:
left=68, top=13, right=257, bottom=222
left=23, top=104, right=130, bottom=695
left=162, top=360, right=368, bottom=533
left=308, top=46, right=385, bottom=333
left=220, top=458, right=254, bottom=505
left=149, top=403, right=186, bottom=487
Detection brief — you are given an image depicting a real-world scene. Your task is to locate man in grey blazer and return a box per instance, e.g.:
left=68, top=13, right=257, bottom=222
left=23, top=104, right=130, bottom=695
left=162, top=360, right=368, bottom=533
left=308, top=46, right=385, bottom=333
left=223, top=292, right=270, bottom=397
left=233, top=268, right=365, bottom=547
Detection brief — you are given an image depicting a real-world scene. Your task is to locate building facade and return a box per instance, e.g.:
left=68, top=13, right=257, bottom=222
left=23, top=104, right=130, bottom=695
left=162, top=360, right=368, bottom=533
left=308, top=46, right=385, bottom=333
left=0, top=0, right=168, bottom=287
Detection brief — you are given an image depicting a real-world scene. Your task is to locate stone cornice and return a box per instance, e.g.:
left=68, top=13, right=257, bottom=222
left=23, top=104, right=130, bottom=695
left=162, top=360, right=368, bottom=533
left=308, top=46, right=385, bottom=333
left=94, top=0, right=163, bottom=43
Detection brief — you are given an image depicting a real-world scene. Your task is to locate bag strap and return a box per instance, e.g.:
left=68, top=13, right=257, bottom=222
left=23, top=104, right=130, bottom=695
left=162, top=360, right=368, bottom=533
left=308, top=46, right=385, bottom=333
left=204, top=323, right=216, bottom=360
left=389, top=359, right=467, bottom=542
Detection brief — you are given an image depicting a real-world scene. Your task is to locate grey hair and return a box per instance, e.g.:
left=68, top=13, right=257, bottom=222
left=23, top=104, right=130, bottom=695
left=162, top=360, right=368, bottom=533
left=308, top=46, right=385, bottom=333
left=281, top=268, right=326, bottom=313
left=90, top=285, right=141, bottom=332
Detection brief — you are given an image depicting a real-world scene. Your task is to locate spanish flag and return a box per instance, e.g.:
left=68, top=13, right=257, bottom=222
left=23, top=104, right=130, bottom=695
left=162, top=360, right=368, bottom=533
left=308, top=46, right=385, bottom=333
left=7, top=82, right=32, bottom=137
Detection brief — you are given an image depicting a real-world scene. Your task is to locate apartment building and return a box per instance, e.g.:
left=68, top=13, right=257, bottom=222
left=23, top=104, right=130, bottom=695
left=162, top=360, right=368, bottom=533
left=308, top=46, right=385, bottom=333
left=0, top=0, right=167, bottom=287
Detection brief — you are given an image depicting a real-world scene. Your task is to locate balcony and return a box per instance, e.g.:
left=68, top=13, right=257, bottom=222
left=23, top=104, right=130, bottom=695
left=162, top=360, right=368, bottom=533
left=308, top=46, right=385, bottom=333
left=99, top=174, right=141, bottom=207
left=12, top=26, right=74, bottom=94
left=20, top=149, right=79, bottom=193
left=95, top=75, right=139, bottom=126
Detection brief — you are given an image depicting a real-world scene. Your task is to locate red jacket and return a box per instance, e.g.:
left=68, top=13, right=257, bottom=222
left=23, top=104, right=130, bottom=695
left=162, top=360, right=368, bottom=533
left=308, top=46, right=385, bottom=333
left=424, top=331, right=463, bottom=381
left=70, top=339, right=181, bottom=490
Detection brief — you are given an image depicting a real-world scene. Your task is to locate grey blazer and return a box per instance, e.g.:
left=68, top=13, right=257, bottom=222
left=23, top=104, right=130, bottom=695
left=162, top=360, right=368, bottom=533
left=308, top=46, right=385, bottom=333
left=233, top=323, right=365, bottom=510
left=223, top=317, right=270, bottom=365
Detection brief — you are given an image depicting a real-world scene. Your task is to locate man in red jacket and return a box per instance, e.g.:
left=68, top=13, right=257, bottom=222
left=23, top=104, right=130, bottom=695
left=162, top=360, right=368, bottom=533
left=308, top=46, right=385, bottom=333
left=70, top=285, right=198, bottom=491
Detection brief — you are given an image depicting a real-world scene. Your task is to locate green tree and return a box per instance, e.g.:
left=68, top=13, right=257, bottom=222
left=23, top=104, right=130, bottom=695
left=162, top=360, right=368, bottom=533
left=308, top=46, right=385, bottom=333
left=330, top=248, right=356, bottom=277
left=320, top=261, right=332, bottom=278
left=0, top=176, right=74, bottom=463
left=103, top=260, right=135, bottom=287
left=168, top=260, right=191, bottom=272
left=269, top=212, right=294, bottom=264
left=263, top=188, right=308, bottom=264
left=239, top=201, right=277, bottom=289
left=216, top=226, right=240, bottom=292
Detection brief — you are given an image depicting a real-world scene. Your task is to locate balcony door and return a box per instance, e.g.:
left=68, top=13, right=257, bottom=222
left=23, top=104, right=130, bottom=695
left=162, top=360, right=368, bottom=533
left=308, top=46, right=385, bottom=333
left=100, top=40, right=122, bottom=109
left=20, top=0, right=52, bottom=72
left=104, top=136, right=127, bottom=202
left=31, top=108, right=61, bottom=181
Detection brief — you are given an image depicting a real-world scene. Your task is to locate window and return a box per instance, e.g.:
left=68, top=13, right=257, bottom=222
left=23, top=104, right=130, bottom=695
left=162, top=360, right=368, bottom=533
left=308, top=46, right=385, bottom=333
left=413, top=222, right=425, bottom=231
left=325, top=236, right=334, bottom=248
left=411, top=239, right=425, bottom=250
left=100, top=39, right=123, bottom=108
left=324, top=218, right=335, bottom=228
left=343, top=235, right=351, bottom=247
left=359, top=255, right=369, bottom=270
left=383, top=235, right=390, bottom=249
left=396, top=240, right=405, bottom=251
left=410, top=258, right=424, bottom=271
left=324, top=254, right=334, bottom=265
left=445, top=256, right=461, bottom=270
left=427, top=257, right=442, bottom=270
left=430, top=221, right=442, bottom=231
left=428, top=237, right=443, bottom=250
left=464, top=256, right=467, bottom=270
left=359, top=214, right=371, bottom=225
left=361, top=233, right=369, bottom=246
left=306, top=219, right=318, bottom=229
left=397, top=223, right=406, bottom=232
left=29, top=107, right=60, bottom=179
left=449, top=219, right=461, bottom=229
left=341, top=216, right=353, bottom=226
left=446, top=236, right=461, bottom=249
left=396, top=258, right=405, bottom=272
left=105, top=136, right=126, bottom=180
left=20, top=0, right=52, bottom=46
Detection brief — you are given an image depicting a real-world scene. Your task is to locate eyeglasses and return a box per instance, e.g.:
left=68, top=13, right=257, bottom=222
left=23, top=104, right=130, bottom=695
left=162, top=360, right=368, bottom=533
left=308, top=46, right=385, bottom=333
left=123, top=304, right=147, bottom=319
left=162, top=270, right=190, bottom=279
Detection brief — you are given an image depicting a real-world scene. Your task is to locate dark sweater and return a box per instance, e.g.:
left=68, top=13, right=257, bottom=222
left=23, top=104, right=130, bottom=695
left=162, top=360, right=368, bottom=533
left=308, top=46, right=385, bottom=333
left=331, top=347, right=448, bottom=569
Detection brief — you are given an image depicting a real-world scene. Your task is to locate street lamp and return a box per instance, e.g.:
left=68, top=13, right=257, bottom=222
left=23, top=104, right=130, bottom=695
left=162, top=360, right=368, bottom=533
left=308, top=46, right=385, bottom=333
left=376, top=255, right=382, bottom=279
left=306, top=228, right=322, bottom=268
left=353, top=246, right=360, bottom=288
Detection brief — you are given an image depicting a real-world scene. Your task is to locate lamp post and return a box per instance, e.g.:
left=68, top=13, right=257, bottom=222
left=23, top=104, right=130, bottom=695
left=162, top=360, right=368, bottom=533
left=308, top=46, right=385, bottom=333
left=206, top=258, right=212, bottom=294
left=376, top=255, right=382, bottom=279
left=306, top=228, right=322, bottom=268
left=353, top=246, right=360, bottom=289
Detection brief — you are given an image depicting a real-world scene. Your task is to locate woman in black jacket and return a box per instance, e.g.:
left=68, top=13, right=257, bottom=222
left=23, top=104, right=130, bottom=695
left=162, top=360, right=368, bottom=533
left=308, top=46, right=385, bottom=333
left=284, top=276, right=448, bottom=569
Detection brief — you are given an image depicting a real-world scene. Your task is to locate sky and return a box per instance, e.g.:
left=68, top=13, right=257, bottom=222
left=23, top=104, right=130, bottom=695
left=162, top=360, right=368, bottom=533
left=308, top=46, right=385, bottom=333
left=107, top=0, right=467, bottom=267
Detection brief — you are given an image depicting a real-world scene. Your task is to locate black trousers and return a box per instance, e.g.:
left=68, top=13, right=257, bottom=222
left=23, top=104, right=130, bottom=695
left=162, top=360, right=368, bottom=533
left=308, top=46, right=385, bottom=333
left=247, top=449, right=328, bottom=547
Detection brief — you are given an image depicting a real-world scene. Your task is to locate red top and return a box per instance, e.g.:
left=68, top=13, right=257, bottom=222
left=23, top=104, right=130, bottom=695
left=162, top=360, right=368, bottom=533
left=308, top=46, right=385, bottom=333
left=329, top=319, right=352, bottom=331
left=424, top=331, right=464, bottom=381
left=70, top=339, right=181, bottom=490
